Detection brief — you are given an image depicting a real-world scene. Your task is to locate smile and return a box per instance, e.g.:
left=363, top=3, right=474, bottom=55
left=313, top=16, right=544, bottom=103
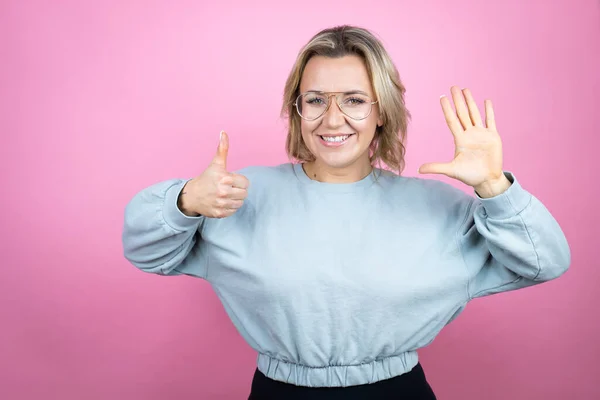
left=321, top=135, right=349, bottom=142
left=318, top=134, right=354, bottom=147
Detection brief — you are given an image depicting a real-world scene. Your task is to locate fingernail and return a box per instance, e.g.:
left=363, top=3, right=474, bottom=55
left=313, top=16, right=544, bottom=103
left=220, top=130, right=224, bottom=143
left=440, top=95, right=446, bottom=98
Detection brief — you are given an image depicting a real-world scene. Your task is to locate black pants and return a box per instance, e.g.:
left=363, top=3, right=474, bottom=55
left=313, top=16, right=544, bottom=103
left=248, top=362, right=437, bottom=400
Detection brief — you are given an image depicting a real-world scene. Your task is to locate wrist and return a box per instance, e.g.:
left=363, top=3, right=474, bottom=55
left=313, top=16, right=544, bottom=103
left=474, top=173, right=512, bottom=198
left=177, top=183, right=200, bottom=217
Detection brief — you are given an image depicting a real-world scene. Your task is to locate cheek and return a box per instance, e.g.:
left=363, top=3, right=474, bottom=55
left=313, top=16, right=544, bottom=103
left=348, top=119, right=377, bottom=140
left=300, top=120, right=320, bottom=140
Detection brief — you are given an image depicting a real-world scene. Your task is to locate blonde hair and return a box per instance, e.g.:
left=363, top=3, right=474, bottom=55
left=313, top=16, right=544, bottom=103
left=281, top=25, right=411, bottom=174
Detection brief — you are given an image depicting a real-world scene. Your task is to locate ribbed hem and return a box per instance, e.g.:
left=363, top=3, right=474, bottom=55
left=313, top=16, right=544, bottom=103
left=476, top=172, right=532, bottom=219
left=256, top=351, right=419, bottom=387
left=163, top=180, right=204, bottom=232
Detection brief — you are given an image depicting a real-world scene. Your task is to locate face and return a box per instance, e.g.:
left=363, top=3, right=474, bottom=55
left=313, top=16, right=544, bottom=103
left=298, top=55, right=382, bottom=172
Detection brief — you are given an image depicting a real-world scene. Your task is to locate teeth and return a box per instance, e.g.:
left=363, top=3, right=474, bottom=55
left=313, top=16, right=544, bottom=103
left=322, top=135, right=349, bottom=143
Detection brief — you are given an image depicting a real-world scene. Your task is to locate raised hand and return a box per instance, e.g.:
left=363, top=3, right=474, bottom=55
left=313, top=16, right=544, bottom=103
left=178, top=131, right=250, bottom=218
left=418, top=86, right=511, bottom=198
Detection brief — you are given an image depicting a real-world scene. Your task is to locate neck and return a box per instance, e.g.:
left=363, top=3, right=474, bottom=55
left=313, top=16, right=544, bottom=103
left=303, top=158, right=373, bottom=183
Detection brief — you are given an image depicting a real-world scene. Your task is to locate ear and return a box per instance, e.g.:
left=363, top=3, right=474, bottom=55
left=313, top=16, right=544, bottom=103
left=377, top=116, right=383, bottom=127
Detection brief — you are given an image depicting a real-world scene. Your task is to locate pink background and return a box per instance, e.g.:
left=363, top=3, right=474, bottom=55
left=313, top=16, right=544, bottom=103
left=2, top=0, right=599, bottom=399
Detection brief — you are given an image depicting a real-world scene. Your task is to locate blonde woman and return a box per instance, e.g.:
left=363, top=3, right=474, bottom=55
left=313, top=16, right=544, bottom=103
left=122, top=25, right=570, bottom=399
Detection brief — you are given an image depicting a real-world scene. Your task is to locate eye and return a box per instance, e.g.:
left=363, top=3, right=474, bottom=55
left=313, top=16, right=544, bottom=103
left=306, top=96, right=326, bottom=105
left=347, top=97, right=365, bottom=104
left=343, top=96, right=367, bottom=106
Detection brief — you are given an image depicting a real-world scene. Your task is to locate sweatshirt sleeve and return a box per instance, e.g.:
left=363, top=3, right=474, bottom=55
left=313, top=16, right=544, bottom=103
left=121, top=178, right=209, bottom=279
left=457, top=172, right=571, bottom=299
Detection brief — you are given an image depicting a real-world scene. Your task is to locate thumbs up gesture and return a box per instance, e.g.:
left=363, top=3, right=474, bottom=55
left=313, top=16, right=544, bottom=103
left=178, top=131, right=250, bottom=218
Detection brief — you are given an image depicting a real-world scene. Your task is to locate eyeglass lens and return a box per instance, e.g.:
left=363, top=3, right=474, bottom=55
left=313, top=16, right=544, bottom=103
left=296, top=93, right=373, bottom=120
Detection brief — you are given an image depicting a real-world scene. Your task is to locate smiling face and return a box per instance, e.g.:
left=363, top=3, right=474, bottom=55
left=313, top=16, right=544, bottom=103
left=299, top=55, right=382, bottom=179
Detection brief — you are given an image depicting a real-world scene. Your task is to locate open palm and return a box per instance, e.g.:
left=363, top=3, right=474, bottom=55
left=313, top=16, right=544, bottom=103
left=419, top=86, right=504, bottom=188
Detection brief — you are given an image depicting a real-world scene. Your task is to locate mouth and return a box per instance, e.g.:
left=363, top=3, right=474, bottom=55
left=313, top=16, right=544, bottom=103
left=318, top=134, right=355, bottom=147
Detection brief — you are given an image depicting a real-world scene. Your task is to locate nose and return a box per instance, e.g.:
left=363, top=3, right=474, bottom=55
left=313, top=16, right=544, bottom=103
left=322, top=95, right=345, bottom=128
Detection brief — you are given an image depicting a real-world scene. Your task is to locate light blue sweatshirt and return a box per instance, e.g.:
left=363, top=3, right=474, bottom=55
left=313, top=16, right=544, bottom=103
left=122, top=162, right=570, bottom=387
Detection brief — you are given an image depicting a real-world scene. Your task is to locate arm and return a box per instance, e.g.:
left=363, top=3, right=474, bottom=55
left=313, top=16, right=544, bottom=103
left=122, top=179, right=209, bottom=278
left=457, top=172, right=571, bottom=299
left=418, top=87, right=570, bottom=297
left=122, top=131, right=249, bottom=278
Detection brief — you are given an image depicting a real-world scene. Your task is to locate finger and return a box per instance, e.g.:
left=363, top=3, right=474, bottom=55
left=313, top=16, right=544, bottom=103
left=212, top=130, right=229, bottom=168
left=214, top=208, right=233, bottom=219
left=219, top=173, right=234, bottom=187
left=216, top=182, right=247, bottom=200
left=221, top=208, right=239, bottom=218
left=216, top=204, right=242, bottom=218
left=224, top=199, right=244, bottom=210
left=440, top=95, right=463, bottom=137
left=450, top=86, right=472, bottom=130
left=228, top=187, right=248, bottom=201
left=418, top=162, right=455, bottom=178
left=231, top=174, right=250, bottom=189
left=485, top=99, right=497, bottom=131
left=462, top=88, right=484, bottom=127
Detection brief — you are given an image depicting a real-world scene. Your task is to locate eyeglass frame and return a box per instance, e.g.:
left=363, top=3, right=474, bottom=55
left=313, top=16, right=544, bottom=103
left=293, top=91, right=379, bottom=121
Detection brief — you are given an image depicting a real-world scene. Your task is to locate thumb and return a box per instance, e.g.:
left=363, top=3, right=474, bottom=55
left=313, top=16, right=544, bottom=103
left=212, top=130, right=229, bottom=168
left=418, top=162, right=454, bottom=177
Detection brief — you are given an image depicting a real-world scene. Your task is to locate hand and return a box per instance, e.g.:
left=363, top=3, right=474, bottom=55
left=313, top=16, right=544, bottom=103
left=178, top=131, right=250, bottom=218
left=418, top=86, right=511, bottom=197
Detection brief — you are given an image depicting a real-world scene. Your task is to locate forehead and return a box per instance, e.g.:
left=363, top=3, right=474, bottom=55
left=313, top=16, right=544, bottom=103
left=300, top=55, right=372, bottom=94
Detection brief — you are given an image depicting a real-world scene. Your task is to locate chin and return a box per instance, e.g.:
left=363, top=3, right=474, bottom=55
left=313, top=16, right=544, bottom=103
left=320, top=157, right=354, bottom=169
left=315, top=151, right=364, bottom=169
left=304, top=134, right=373, bottom=170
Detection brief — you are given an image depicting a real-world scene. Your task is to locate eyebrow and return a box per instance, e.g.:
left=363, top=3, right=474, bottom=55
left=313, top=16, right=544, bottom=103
left=305, top=89, right=370, bottom=96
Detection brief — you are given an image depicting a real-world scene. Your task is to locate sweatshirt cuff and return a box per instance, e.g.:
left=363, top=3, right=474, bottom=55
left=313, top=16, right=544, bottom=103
left=475, top=172, right=532, bottom=219
left=163, top=180, right=204, bottom=232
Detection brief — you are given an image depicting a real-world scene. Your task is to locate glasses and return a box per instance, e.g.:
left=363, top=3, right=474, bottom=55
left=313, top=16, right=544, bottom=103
left=294, top=91, right=378, bottom=121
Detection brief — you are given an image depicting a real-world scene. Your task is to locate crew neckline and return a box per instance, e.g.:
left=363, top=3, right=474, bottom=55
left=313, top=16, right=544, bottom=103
left=292, top=162, right=380, bottom=193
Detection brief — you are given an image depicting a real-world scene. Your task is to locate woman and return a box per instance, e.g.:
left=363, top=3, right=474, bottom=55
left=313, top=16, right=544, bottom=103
left=122, top=25, right=570, bottom=399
